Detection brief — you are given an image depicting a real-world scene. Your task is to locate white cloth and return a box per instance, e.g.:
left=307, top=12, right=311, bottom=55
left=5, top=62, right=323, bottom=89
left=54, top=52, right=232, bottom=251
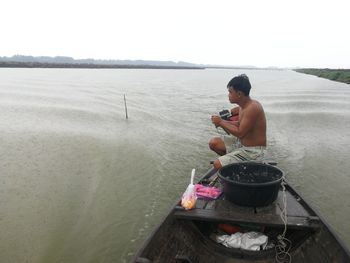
left=216, top=232, right=268, bottom=251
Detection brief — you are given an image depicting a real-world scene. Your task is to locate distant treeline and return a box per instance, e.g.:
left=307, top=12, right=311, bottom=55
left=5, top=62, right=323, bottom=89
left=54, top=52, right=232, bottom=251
left=0, top=61, right=204, bottom=70
left=294, top=68, right=350, bottom=84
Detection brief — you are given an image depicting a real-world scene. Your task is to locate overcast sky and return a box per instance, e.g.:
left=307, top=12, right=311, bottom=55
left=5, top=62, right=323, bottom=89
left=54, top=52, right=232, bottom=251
left=1, top=0, right=349, bottom=68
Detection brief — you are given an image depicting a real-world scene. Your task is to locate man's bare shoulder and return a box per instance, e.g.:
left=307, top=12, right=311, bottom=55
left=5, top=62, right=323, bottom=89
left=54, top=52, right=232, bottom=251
left=247, top=100, right=264, bottom=112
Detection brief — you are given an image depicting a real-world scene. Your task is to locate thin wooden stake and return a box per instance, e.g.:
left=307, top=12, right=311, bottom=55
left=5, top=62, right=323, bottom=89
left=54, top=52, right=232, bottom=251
left=124, top=94, right=128, bottom=119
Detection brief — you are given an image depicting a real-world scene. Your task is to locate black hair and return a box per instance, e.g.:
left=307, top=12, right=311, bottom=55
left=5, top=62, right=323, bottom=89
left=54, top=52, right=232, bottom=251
left=227, top=74, right=251, bottom=96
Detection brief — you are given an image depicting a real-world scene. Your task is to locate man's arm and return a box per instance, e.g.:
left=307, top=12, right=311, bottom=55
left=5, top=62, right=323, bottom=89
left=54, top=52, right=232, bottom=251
left=212, top=105, right=258, bottom=138
left=219, top=121, right=238, bottom=135
left=231, top=106, right=240, bottom=116
left=216, top=107, right=239, bottom=134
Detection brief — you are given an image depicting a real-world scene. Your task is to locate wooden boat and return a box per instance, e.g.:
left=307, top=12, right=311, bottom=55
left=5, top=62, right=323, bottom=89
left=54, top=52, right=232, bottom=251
left=132, top=166, right=350, bottom=263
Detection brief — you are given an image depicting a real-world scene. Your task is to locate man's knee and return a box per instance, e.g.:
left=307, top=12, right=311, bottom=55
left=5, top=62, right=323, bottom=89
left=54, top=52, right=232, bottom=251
left=209, top=137, right=222, bottom=150
left=208, top=137, right=216, bottom=150
left=209, top=137, right=227, bottom=156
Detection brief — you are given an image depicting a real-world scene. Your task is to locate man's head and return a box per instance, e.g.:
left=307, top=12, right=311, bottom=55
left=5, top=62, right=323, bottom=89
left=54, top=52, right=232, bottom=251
left=227, top=74, right=251, bottom=96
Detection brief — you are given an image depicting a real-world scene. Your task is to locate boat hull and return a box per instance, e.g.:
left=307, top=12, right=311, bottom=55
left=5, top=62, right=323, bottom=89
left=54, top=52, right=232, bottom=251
left=132, top=168, right=350, bottom=263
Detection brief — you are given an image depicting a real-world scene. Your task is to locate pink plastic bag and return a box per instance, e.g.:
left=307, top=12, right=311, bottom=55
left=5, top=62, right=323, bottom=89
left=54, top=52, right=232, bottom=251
left=195, top=184, right=222, bottom=199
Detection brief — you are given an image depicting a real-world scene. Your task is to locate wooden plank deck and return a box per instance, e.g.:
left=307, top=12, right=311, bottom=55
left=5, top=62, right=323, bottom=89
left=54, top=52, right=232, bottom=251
left=174, top=184, right=321, bottom=230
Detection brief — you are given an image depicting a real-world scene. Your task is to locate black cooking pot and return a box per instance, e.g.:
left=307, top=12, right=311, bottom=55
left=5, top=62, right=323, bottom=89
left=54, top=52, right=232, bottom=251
left=218, top=162, right=283, bottom=207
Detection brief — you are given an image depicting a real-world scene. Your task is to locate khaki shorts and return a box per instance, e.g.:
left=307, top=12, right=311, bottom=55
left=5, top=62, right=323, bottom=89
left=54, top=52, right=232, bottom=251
left=218, top=135, right=266, bottom=167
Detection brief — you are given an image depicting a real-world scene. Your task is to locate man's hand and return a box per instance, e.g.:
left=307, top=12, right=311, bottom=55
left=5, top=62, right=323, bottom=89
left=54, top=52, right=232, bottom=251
left=211, top=115, right=222, bottom=127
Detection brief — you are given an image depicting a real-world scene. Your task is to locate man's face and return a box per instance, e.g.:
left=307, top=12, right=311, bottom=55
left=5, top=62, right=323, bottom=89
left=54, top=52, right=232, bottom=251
left=228, top=87, right=240, bottom=103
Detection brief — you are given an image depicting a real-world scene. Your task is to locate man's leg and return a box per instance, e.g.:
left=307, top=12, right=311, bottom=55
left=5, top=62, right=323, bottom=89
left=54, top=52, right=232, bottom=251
left=209, top=137, right=226, bottom=156
left=213, top=159, right=223, bottom=170
left=215, top=147, right=265, bottom=169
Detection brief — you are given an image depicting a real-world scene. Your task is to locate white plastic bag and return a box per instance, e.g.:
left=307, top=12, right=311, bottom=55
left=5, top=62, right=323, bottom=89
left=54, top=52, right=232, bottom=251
left=216, top=233, right=242, bottom=248
left=181, top=169, right=197, bottom=210
left=216, top=232, right=268, bottom=251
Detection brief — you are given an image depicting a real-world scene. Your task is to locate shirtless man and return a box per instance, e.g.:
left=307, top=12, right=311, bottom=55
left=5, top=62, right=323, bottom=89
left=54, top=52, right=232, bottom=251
left=209, top=74, right=266, bottom=169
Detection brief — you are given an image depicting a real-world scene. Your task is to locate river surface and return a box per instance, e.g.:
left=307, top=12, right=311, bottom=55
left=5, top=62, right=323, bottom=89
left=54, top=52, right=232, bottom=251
left=0, top=68, right=349, bottom=262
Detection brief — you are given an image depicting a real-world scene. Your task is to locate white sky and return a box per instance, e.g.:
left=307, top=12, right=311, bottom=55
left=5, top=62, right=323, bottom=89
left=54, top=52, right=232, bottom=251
left=1, top=0, right=349, bottom=68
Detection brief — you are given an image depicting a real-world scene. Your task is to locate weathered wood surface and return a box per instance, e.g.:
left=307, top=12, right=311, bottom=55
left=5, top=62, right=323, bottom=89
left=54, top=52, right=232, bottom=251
left=174, top=184, right=320, bottom=230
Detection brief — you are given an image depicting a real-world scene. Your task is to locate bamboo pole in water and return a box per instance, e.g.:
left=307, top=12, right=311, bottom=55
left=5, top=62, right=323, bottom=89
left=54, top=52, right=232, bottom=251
left=124, top=94, right=128, bottom=119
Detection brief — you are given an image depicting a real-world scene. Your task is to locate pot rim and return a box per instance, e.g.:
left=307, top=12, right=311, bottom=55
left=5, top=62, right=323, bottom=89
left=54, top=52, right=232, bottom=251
left=218, top=161, right=284, bottom=187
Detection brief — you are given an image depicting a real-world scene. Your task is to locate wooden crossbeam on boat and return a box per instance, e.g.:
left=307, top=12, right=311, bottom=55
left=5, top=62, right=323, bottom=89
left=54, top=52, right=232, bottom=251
left=174, top=183, right=320, bottom=230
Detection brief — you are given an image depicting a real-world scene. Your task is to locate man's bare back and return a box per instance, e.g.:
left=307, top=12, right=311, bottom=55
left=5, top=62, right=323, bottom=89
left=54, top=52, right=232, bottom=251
left=209, top=74, right=267, bottom=169
left=237, top=100, right=266, bottom=147
left=211, top=95, right=266, bottom=148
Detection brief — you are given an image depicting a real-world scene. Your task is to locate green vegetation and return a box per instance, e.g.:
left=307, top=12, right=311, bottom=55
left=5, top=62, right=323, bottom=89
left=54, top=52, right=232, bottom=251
left=0, top=61, right=204, bottom=70
left=294, top=68, right=350, bottom=84
left=0, top=55, right=204, bottom=69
